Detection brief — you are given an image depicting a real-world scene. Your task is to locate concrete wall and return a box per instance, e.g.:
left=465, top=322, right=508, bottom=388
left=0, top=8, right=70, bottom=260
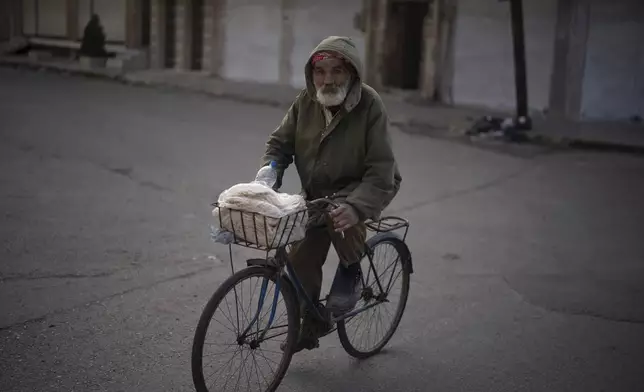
left=289, top=0, right=364, bottom=88
left=20, top=0, right=68, bottom=37
left=222, top=0, right=281, bottom=83
left=19, top=0, right=127, bottom=42
left=91, top=0, right=127, bottom=42
left=581, top=0, right=644, bottom=120
left=451, top=0, right=557, bottom=112
left=174, top=0, right=187, bottom=69
left=0, top=1, right=13, bottom=41
left=23, top=0, right=36, bottom=35
left=220, top=0, right=364, bottom=86
left=150, top=0, right=161, bottom=67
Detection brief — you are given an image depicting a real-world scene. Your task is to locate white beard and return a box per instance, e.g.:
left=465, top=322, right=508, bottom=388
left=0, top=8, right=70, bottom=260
left=316, top=80, right=350, bottom=107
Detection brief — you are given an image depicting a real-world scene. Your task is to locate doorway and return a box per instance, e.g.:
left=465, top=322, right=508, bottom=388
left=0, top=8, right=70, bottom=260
left=141, top=0, right=151, bottom=47
left=383, top=0, right=430, bottom=90
left=164, top=0, right=176, bottom=68
left=190, top=0, right=204, bottom=70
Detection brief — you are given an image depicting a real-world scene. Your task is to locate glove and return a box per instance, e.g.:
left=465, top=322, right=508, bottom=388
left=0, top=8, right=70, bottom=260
left=329, top=203, right=360, bottom=233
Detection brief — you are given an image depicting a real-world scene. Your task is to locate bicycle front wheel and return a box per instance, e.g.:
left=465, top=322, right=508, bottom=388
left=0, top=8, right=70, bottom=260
left=192, top=266, right=299, bottom=392
left=336, top=232, right=411, bottom=359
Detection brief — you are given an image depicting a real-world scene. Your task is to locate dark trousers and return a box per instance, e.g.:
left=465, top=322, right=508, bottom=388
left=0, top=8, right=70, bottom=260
left=288, top=217, right=366, bottom=305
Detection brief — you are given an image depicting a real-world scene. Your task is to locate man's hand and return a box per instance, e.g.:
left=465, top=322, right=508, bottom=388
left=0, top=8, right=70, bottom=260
left=329, top=203, right=359, bottom=233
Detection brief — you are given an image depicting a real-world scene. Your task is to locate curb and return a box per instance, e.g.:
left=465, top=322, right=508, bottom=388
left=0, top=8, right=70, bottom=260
left=4, top=58, right=643, bottom=156
left=0, top=58, right=291, bottom=109
left=0, top=58, right=124, bottom=81
left=2, top=58, right=433, bottom=127
left=121, top=76, right=290, bottom=109
left=526, top=133, right=644, bottom=156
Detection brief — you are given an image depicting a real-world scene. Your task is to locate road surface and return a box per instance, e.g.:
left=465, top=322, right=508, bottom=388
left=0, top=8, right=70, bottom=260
left=1, top=68, right=643, bottom=392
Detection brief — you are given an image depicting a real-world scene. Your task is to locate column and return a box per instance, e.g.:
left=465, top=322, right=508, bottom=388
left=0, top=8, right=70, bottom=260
left=150, top=0, right=166, bottom=68
left=364, top=0, right=388, bottom=90
left=437, top=0, right=457, bottom=104
left=66, top=0, right=79, bottom=41
left=548, top=0, right=590, bottom=120
left=179, top=0, right=193, bottom=70
left=419, top=0, right=441, bottom=99
left=12, top=0, right=24, bottom=37
left=205, top=0, right=226, bottom=77
left=174, top=0, right=187, bottom=69
left=126, top=0, right=142, bottom=48
left=278, top=0, right=295, bottom=85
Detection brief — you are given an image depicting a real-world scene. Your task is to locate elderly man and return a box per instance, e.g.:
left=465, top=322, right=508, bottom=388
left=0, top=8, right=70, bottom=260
left=260, top=36, right=402, bottom=351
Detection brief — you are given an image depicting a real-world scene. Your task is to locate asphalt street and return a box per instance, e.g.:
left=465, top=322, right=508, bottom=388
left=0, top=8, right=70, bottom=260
left=1, top=67, right=643, bottom=392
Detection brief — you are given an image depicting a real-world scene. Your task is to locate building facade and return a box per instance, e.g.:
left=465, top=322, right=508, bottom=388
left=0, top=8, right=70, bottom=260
left=364, top=0, right=644, bottom=121
left=147, top=0, right=365, bottom=88
left=13, top=0, right=149, bottom=49
left=4, top=0, right=642, bottom=121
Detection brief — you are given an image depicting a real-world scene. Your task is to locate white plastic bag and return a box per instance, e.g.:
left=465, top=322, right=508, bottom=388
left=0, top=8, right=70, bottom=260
left=212, top=182, right=308, bottom=248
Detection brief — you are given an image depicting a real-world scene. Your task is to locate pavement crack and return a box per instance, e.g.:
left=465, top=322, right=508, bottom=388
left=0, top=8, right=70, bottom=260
left=502, top=276, right=644, bottom=326
left=109, top=167, right=133, bottom=177
left=390, top=163, right=537, bottom=215
left=0, top=265, right=215, bottom=331
left=0, top=134, right=172, bottom=193
left=100, top=164, right=172, bottom=192
left=0, top=272, right=114, bottom=282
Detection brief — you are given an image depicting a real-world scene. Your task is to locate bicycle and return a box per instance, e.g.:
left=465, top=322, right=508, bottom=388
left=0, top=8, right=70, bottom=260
left=191, top=197, right=413, bottom=392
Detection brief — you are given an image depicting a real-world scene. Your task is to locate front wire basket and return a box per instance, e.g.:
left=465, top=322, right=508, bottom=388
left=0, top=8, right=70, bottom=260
left=211, top=203, right=308, bottom=251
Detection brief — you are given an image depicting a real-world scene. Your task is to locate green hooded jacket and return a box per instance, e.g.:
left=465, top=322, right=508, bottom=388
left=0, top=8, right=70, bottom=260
left=261, top=36, right=402, bottom=221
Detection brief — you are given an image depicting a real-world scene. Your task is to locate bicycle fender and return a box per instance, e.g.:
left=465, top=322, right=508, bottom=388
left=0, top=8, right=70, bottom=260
left=246, top=258, right=280, bottom=269
left=366, top=232, right=414, bottom=274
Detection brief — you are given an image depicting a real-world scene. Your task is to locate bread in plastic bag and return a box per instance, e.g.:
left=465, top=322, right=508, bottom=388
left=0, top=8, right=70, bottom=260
left=212, top=182, right=308, bottom=248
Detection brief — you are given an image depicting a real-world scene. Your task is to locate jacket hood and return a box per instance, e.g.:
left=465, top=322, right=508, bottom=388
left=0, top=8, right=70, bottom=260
left=305, top=36, right=364, bottom=112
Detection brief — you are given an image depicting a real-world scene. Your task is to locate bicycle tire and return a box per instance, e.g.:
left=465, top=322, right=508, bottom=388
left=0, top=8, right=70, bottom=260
left=192, top=266, right=300, bottom=392
left=336, top=232, right=411, bottom=359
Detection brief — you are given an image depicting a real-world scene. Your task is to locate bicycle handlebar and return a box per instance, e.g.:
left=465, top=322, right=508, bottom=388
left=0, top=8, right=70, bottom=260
left=305, top=197, right=340, bottom=210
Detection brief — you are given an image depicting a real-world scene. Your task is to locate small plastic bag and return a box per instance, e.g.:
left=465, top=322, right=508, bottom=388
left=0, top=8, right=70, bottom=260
left=209, top=225, right=234, bottom=245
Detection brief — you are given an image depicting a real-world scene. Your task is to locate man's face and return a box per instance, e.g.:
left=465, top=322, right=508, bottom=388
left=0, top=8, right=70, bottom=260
left=312, top=57, right=351, bottom=107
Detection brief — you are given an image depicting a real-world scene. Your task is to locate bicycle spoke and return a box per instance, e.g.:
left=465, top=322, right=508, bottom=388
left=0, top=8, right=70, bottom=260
left=387, top=267, right=404, bottom=294
left=216, top=296, right=237, bottom=332
left=249, top=277, right=261, bottom=336
left=195, top=268, right=295, bottom=392
left=202, top=347, right=240, bottom=357
left=339, top=240, right=408, bottom=355
left=251, top=350, right=270, bottom=390
left=241, top=349, right=253, bottom=392
left=205, top=345, right=241, bottom=389
left=223, top=347, right=252, bottom=391
left=209, top=313, right=238, bottom=336
left=365, top=257, right=396, bottom=291
left=232, top=349, right=251, bottom=392
left=222, top=294, right=239, bottom=335
left=240, top=278, right=251, bottom=334
left=256, top=348, right=278, bottom=373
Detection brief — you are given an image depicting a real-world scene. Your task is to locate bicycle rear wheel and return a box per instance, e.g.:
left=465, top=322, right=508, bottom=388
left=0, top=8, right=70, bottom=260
left=192, top=266, right=299, bottom=392
left=336, top=232, right=411, bottom=359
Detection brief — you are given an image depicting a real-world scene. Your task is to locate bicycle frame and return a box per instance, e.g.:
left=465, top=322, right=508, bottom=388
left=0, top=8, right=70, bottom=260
left=238, top=243, right=398, bottom=345
left=215, top=196, right=409, bottom=345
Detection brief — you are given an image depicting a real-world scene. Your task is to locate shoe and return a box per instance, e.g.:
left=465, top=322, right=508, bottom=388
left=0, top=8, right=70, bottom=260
left=326, top=263, right=362, bottom=315
left=279, top=311, right=322, bottom=354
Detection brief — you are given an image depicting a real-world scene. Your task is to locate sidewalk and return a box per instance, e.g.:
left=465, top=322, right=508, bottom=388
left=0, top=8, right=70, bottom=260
left=2, top=54, right=643, bottom=153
